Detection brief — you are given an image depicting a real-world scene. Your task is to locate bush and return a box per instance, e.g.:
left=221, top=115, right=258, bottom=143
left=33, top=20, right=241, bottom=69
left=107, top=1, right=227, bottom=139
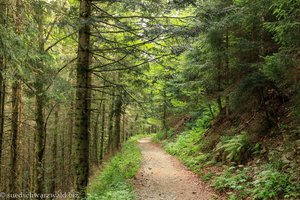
left=152, top=131, right=165, bottom=143
left=87, top=138, right=141, bottom=200
left=252, top=168, right=300, bottom=200
left=212, top=167, right=250, bottom=194
left=212, top=165, right=300, bottom=200
left=164, top=128, right=209, bottom=171
left=215, top=132, right=251, bottom=163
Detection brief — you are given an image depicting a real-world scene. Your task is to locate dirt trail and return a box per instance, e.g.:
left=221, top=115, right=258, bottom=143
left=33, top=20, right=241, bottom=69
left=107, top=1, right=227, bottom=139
left=133, top=138, right=218, bottom=200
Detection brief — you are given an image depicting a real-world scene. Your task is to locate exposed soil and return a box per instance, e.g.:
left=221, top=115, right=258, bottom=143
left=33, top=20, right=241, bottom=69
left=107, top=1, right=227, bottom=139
left=133, top=138, right=220, bottom=200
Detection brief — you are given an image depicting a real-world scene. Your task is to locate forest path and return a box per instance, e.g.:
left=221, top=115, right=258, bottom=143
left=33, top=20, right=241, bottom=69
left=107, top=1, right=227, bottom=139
left=133, top=138, right=218, bottom=200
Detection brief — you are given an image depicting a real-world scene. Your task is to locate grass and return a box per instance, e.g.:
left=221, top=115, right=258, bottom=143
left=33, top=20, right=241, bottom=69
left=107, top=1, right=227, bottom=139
left=87, top=136, right=142, bottom=200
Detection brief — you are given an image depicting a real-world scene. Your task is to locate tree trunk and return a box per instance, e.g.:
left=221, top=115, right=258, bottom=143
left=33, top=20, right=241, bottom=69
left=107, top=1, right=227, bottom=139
left=9, top=0, right=22, bottom=192
left=67, top=100, right=74, bottom=188
left=60, top=124, right=65, bottom=191
left=122, top=111, right=126, bottom=142
left=100, top=102, right=105, bottom=164
left=34, top=2, right=47, bottom=196
left=74, top=0, right=91, bottom=197
left=35, top=80, right=46, bottom=197
left=0, top=0, right=7, bottom=186
left=162, top=90, right=167, bottom=135
left=93, top=100, right=102, bottom=166
left=10, top=80, right=21, bottom=193
left=49, top=107, right=58, bottom=199
left=224, top=29, right=230, bottom=116
left=107, top=94, right=115, bottom=155
left=0, top=56, right=5, bottom=188
left=114, top=95, right=122, bottom=151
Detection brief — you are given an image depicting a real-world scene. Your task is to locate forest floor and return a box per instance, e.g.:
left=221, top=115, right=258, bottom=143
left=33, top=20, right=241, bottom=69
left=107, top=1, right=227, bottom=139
left=133, top=138, right=221, bottom=200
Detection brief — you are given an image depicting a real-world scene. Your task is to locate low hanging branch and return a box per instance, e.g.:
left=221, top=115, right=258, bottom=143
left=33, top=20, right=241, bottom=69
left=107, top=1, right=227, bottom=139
left=45, top=32, right=77, bottom=52
left=92, top=53, right=172, bottom=72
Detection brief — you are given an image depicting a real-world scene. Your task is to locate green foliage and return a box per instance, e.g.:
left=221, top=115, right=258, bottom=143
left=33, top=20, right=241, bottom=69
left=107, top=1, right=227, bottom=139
left=151, top=132, right=165, bottom=143
left=231, top=73, right=273, bottom=110
left=215, top=132, right=251, bottom=163
left=252, top=168, right=300, bottom=200
left=260, top=54, right=294, bottom=88
left=87, top=138, right=141, bottom=200
left=163, top=113, right=213, bottom=171
left=212, top=167, right=250, bottom=194
left=264, top=0, right=300, bottom=50
left=211, top=165, right=300, bottom=200
left=202, top=172, right=215, bottom=182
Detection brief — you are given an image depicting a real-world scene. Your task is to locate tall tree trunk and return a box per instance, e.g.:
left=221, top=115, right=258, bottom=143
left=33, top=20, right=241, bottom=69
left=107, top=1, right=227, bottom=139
left=114, top=95, right=122, bottom=151
left=74, top=0, right=91, bottom=197
left=9, top=0, right=22, bottom=193
left=35, top=80, right=46, bottom=197
left=0, top=55, right=5, bottom=188
left=107, top=94, right=115, bottom=155
left=162, top=90, right=167, bottom=135
left=224, top=29, right=230, bottom=116
left=10, top=80, right=21, bottom=193
left=217, top=54, right=223, bottom=113
left=49, top=107, right=58, bottom=199
left=67, top=101, right=74, bottom=187
left=122, top=111, right=126, bottom=142
left=0, top=0, right=7, bottom=186
left=34, top=2, right=47, bottom=196
left=93, top=100, right=102, bottom=166
left=100, top=102, right=105, bottom=164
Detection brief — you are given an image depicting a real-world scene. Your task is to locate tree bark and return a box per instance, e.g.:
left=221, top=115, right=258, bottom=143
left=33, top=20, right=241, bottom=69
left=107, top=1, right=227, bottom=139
left=74, top=0, right=91, bottom=197
left=162, top=90, right=167, bottom=135
left=9, top=0, right=22, bottom=193
left=100, top=102, right=105, bottom=164
left=67, top=100, right=74, bottom=188
left=10, top=80, right=21, bottom=193
left=33, top=2, right=47, bottom=196
left=107, top=94, right=115, bottom=155
left=49, top=107, right=58, bottom=199
left=35, top=79, right=46, bottom=197
left=0, top=55, right=5, bottom=188
left=0, top=0, right=7, bottom=185
left=224, top=28, right=230, bottom=116
left=114, top=95, right=122, bottom=151
left=122, top=111, right=126, bottom=142
left=93, top=100, right=102, bottom=165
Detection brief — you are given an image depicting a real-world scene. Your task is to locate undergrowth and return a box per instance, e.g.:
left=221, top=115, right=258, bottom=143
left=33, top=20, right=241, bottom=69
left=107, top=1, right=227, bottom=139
left=212, top=165, right=300, bottom=200
left=163, top=117, right=211, bottom=171
left=87, top=136, right=142, bottom=200
left=214, top=132, right=253, bottom=164
left=155, top=110, right=300, bottom=199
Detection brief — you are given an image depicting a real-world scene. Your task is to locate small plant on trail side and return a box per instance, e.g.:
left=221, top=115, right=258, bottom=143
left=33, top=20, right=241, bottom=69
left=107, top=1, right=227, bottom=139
left=252, top=168, right=300, bottom=200
left=215, top=132, right=252, bottom=163
left=152, top=131, right=165, bottom=143
left=212, top=166, right=251, bottom=196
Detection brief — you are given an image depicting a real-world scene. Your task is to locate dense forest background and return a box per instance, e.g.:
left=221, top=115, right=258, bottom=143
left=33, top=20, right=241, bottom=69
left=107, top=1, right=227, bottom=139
left=0, top=0, right=299, bottom=199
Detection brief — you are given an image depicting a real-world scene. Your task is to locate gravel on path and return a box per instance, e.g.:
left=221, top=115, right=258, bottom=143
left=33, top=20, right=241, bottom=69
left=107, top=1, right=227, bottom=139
left=133, top=138, right=220, bottom=200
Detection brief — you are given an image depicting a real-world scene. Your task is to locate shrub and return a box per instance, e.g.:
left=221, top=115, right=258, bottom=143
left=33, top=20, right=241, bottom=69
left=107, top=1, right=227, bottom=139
left=212, top=167, right=250, bottom=194
left=151, top=131, right=165, bottom=143
left=252, top=168, right=300, bottom=200
left=215, top=132, right=251, bottom=163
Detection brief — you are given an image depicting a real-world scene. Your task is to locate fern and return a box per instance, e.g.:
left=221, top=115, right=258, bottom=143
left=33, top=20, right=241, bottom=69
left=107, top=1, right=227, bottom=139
left=216, top=132, right=251, bottom=163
